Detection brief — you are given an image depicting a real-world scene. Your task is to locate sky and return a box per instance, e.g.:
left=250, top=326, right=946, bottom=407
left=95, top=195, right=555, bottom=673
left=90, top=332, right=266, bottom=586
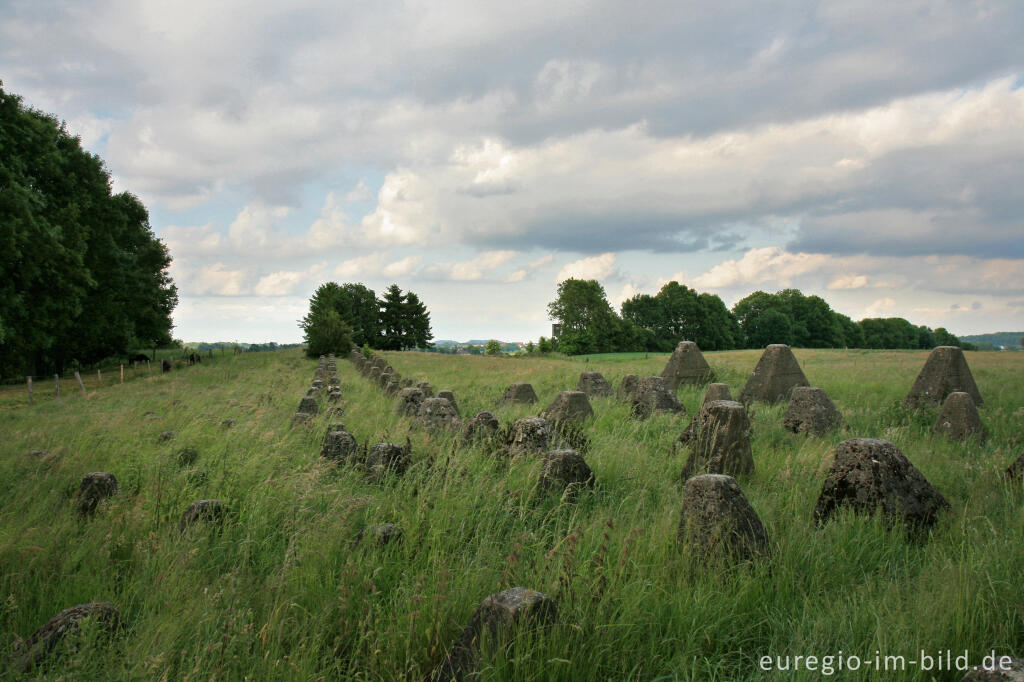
left=2, top=0, right=1023, bottom=343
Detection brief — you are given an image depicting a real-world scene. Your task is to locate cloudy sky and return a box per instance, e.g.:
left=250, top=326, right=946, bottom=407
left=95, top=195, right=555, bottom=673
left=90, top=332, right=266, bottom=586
left=3, top=1, right=1023, bottom=342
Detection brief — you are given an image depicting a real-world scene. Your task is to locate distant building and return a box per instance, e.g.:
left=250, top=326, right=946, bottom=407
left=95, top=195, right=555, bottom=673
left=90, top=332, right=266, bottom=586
left=552, top=324, right=561, bottom=338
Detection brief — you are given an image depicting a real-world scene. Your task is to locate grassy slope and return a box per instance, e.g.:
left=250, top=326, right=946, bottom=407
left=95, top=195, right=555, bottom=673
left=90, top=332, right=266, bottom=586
left=1, top=348, right=1022, bottom=680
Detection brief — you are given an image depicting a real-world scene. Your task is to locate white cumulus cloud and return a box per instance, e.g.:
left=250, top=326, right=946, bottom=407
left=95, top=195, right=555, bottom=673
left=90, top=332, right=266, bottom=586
left=864, top=297, right=898, bottom=317
left=307, top=192, right=353, bottom=250
left=228, top=204, right=290, bottom=250
left=827, top=274, right=871, bottom=290
left=334, top=252, right=387, bottom=278
left=424, top=250, right=519, bottom=281
left=556, top=252, right=616, bottom=282
left=193, top=263, right=249, bottom=296
left=382, top=255, right=422, bottom=277
left=252, top=263, right=325, bottom=297
left=693, top=247, right=829, bottom=288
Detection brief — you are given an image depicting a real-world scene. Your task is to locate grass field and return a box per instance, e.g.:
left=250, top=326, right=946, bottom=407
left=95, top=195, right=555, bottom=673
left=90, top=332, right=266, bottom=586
left=1, top=348, right=1022, bottom=680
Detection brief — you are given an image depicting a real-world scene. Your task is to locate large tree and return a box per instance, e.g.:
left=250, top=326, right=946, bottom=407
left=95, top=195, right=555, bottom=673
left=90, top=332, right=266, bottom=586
left=621, top=281, right=738, bottom=351
left=694, top=293, right=742, bottom=351
left=376, top=284, right=433, bottom=350
left=340, top=283, right=381, bottom=347
left=620, top=293, right=666, bottom=351
left=858, top=317, right=920, bottom=349
left=403, top=291, right=434, bottom=349
left=303, top=309, right=353, bottom=358
left=378, top=284, right=408, bottom=350
left=835, top=313, right=864, bottom=348
left=547, top=278, right=624, bottom=354
left=301, top=281, right=432, bottom=353
left=300, top=282, right=381, bottom=348
left=743, top=308, right=794, bottom=347
left=733, top=289, right=843, bottom=349
left=933, top=327, right=962, bottom=348
left=0, top=84, right=177, bottom=377
left=775, top=290, right=843, bottom=347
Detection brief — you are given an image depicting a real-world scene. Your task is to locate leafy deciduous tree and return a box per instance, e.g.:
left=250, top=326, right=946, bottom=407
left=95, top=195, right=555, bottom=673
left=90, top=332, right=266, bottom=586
left=548, top=278, right=623, bottom=355
left=303, top=309, right=353, bottom=357
left=0, top=84, right=177, bottom=377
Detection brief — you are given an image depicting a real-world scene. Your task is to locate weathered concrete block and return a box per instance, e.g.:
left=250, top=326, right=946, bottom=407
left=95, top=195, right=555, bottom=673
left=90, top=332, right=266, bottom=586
left=661, top=340, right=714, bottom=390
left=906, top=345, right=983, bottom=408
left=739, top=344, right=809, bottom=404
left=499, top=382, right=538, bottom=405
left=681, top=400, right=754, bottom=479
left=783, top=386, right=842, bottom=435
left=678, top=474, right=769, bottom=566
left=814, top=438, right=949, bottom=530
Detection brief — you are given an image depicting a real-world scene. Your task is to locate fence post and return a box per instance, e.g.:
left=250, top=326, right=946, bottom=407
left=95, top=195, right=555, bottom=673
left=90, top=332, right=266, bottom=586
left=120, top=364, right=124, bottom=383
left=97, top=369, right=102, bottom=386
left=54, top=374, right=60, bottom=397
left=75, top=371, right=86, bottom=394
left=27, top=376, right=33, bottom=406
left=147, top=360, right=151, bottom=375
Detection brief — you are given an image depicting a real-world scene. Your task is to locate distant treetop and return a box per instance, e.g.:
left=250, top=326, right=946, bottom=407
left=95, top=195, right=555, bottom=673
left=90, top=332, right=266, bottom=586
left=299, top=281, right=433, bottom=356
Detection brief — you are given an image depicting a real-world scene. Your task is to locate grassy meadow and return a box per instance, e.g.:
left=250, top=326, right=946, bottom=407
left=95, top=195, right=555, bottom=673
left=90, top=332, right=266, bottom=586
left=1, top=347, right=1023, bottom=680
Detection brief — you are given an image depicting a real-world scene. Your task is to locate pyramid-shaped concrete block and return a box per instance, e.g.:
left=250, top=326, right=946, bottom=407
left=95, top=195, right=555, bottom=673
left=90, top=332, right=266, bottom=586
left=959, top=657, right=1024, bottom=681
left=630, top=376, right=686, bottom=419
left=577, top=371, right=613, bottom=397
left=678, top=383, right=734, bottom=445
left=932, top=392, right=987, bottom=443
left=661, top=341, right=714, bottom=390
left=617, top=374, right=639, bottom=401
left=433, top=587, right=557, bottom=681
left=783, top=386, right=843, bottom=435
left=814, top=438, right=949, bottom=530
left=905, top=346, right=983, bottom=408
left=681, top=400, right=754, bottom=479
left=499, top=382, right=537, bottom=405
left=678, top=474, right=770, bottom=566
left=1007, top=453, right=1024, bottom=480
left=541, top=391, right=594, bottom=425
left=539, top=449, right=595, bottom=494
left=739, top=344, right=809, bottom=404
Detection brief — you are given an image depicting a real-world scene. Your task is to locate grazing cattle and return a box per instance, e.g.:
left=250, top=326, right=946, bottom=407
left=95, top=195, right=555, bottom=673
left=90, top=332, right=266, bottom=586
left=162, top=359, right=171, bottom=373
left=128, top=353, right=151, bottom=364
left=188, top=353, right=197, bottom=366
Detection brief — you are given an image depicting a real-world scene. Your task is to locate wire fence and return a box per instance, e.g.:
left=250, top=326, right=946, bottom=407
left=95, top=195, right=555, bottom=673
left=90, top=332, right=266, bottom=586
left=0, top=348, right=226, bottom=409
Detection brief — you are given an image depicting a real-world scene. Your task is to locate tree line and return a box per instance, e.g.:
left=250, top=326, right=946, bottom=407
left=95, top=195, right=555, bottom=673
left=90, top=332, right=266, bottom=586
left=0, top=84, right=178, bottom=378
left=300, top=282, right=433, bottom=357
left=547, top=279, right=971, bottom=355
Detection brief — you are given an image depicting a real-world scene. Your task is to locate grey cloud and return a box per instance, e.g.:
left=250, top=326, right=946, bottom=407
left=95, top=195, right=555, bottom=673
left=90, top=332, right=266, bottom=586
left=792, top=211, right=1024, bottom=260
left=475, top=213, right=718, bottom=253
left=3, top=0, right=1023, bottom=265
left=6, top=1, right=1023, bottom=141
left=789, top=141, right=1024, bottom=259
left=457, top=182, right=520, bottom=198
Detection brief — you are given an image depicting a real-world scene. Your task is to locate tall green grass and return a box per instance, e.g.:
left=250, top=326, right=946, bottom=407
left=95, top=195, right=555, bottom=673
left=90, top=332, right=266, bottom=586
left=1, top=348, right=1022, bottom=680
